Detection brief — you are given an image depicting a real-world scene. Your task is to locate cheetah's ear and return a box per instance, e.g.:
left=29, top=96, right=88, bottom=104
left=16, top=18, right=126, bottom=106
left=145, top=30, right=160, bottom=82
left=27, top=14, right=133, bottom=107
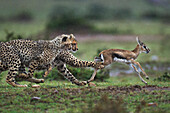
left=62, top=36, right=68, bottom=42
left=70, top=34, right=74, bottom=38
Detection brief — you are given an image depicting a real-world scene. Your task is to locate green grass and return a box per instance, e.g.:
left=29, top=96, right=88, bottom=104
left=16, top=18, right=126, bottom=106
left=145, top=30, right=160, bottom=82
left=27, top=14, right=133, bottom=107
left=93, top=20, right=170, bottom=35
left=0, top=75, right=169, bottom=113
left=0, top=21, right=46, bottom=41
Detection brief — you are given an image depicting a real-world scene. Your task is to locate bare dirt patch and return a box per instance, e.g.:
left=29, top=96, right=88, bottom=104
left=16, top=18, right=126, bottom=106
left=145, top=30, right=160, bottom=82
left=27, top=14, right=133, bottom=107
left=64, top=85, right=170, bottom=95
left=74, top=34, right=163, bottom=42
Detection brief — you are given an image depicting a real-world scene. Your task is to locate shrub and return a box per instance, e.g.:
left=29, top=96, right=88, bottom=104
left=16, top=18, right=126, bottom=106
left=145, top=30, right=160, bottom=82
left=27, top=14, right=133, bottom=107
left=111, top=8, right=132, bottom=19
left=1, top=31, right=23, bottom=42
left=154, top=72, right=170, bottom=82
left=46, top=6, right=91, bottom=31
left=142, top=10, right=170, bottom=22
left=12, top=11, right=33, bottom=22
left=86, top=3, right=109, bottom=20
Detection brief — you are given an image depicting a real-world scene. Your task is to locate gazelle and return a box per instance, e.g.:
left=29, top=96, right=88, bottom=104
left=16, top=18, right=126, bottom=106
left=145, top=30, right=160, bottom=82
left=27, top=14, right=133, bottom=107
left=88, top=37, right=150, bottom=85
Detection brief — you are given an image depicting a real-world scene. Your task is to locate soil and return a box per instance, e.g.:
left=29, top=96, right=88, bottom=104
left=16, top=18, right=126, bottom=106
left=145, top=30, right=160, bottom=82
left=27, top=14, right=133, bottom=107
left=65, top=85, right=170, bottom=94
left=34, top=30, right=163, bottom=42
left=74, top=34, right=163, bottom=42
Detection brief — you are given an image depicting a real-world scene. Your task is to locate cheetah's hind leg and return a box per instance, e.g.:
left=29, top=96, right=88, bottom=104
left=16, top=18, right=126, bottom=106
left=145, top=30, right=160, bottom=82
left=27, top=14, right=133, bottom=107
left=23, top=60, right=45, bottom=83
left=18, top=72, right=44, bottom=83
left=26, top=77, right=44, bottom=84
left=17, top=64, right=44, bottom=84
left=6, top=62, right=27, bottom=87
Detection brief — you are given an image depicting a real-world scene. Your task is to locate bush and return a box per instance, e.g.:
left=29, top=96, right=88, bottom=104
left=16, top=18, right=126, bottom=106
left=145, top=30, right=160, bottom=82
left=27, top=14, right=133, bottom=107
left=111, top=8, right=132, bottom=19
left=12, top=11, right=33, bottom=22
left=142, top=10, right=170, bottom=22
left=46, top=6, right=91, bottom=31
left=154, top=72, right=170, bottom=82
left=1, top=31, right=24, bottom=42
left=86, top=3, right=109, bottom=20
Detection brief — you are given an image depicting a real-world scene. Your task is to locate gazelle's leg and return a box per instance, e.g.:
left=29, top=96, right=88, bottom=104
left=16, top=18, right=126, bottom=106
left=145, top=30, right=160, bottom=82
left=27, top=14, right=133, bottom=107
left=130, top=59, right=149, bottom=79
left=130, top=64, right=147, bottom=85
left=87, top=69, right=98, bottom=83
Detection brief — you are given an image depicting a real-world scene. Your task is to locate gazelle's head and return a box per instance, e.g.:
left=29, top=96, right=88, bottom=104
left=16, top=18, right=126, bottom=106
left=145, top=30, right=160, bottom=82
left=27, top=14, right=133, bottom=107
left=136, top=37, right=150, bottom=54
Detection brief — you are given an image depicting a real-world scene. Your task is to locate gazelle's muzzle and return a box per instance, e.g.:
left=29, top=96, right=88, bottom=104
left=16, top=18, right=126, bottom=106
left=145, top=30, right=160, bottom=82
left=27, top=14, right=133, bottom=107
left=146, top=48, right=150, bottom=54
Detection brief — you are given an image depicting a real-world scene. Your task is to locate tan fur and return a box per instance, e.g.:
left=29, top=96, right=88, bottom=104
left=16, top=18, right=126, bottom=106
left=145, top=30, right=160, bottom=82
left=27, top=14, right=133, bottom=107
left=89, top=37, right=150, bottom=85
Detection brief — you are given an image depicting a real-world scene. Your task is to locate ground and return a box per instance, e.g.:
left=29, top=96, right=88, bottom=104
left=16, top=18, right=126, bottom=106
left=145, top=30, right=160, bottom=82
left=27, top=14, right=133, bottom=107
left=0, top=73, right=169, bottom=113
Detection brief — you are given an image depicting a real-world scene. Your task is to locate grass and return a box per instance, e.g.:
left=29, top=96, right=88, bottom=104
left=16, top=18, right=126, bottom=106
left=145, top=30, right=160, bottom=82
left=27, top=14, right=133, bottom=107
left=0, top=75, right=169, bottom=113
left=93, top=20, right=170, bottom=35
left=0, top=21, right=45, bottom=41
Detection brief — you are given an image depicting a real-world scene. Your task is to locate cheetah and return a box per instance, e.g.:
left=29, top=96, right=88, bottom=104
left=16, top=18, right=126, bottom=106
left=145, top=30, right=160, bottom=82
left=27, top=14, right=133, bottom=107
left=1, top=34, right=103, bottom=87
left=0, top=34, right=74, bottom=87
left=18, top=34, right=104, bottom=86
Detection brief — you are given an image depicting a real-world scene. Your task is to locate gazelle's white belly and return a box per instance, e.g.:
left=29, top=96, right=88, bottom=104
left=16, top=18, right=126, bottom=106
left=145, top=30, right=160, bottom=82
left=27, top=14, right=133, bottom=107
left=113, top=57, right=131, bottom=63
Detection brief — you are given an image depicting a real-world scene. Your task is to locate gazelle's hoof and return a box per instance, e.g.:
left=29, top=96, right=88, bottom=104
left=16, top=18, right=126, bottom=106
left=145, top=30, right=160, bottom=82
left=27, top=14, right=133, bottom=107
left=146, top=76, right=149, bottom=80
left=141, top=80, right=148, bottom=85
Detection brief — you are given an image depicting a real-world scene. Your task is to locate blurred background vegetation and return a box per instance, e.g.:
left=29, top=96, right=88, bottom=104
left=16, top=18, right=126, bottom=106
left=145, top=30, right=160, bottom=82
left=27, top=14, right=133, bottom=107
left=0, top=0, right=170, bottom=81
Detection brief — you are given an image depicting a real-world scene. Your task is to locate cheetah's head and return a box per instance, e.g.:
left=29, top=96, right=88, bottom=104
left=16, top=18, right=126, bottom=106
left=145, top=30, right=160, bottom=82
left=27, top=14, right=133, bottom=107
left=60, top=34, right=78, bottom=53
left=52, top=34, right=78, bottom=52
left=69, top=34, right=78, bottom=53
left=61, top=34, right=72, bottom=51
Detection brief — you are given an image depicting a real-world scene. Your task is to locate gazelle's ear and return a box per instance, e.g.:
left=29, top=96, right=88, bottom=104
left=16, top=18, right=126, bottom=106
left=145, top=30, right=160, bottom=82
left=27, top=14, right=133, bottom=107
left=136, top=37, right=141, bottom=45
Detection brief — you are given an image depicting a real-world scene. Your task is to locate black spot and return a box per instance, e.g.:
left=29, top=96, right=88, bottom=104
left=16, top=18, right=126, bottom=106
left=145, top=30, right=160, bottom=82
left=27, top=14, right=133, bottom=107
left=58, top=64, right=64, bottom=69
left=60, top=69, right=65, bottom=73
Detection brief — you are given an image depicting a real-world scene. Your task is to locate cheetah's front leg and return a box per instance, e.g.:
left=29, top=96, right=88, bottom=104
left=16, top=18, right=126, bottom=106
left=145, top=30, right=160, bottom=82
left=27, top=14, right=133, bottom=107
left=57, top=61, right=87, bottom=86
